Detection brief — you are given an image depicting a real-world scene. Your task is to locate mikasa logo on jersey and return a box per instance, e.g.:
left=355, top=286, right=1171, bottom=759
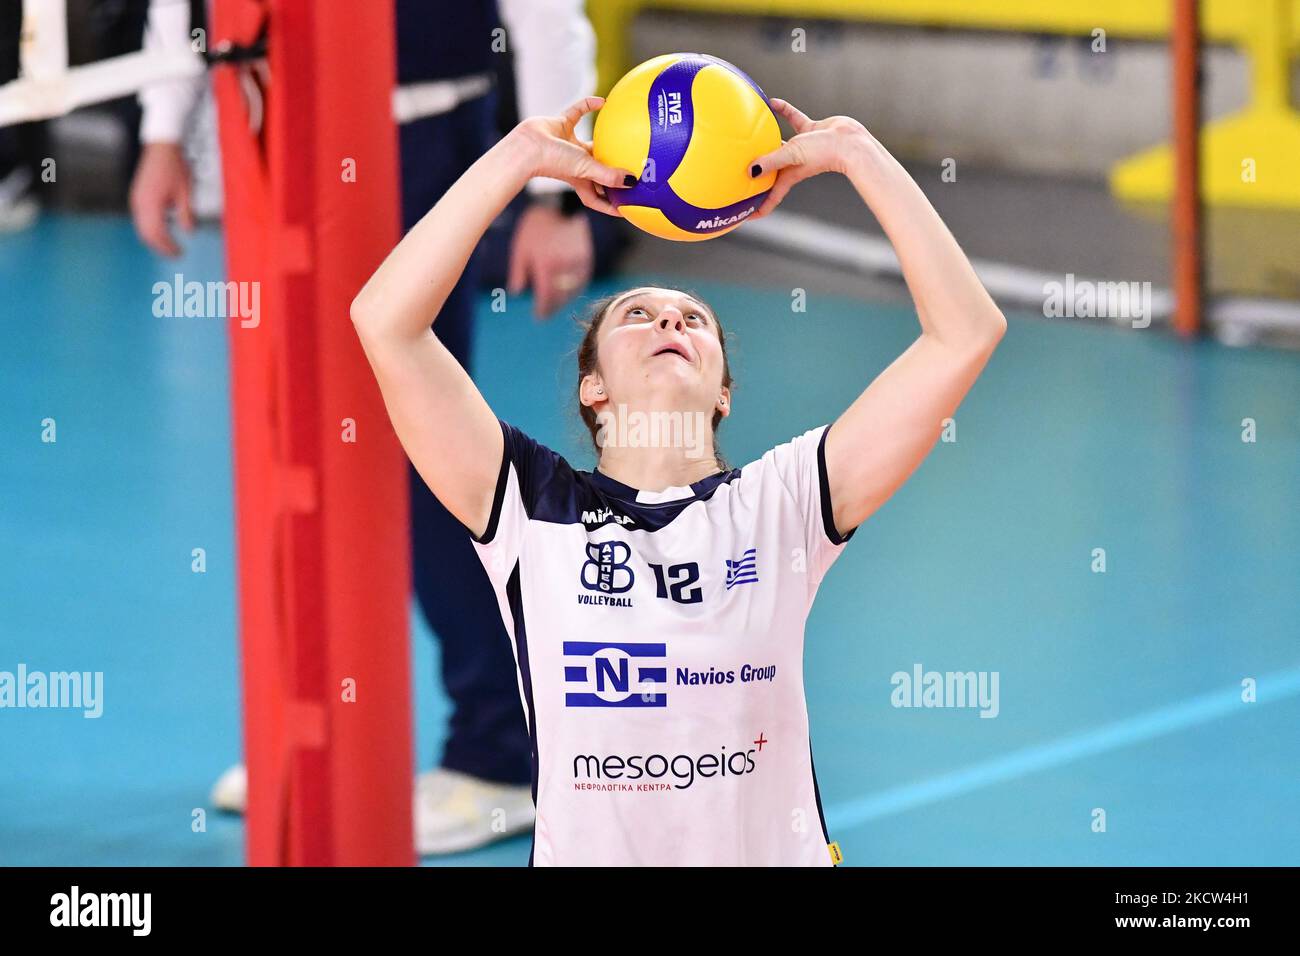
left=657, top=90, right=683, bottom=128
left=581, top=507, right=634, bottom=528
left=564, top=641, right=667, bottom=707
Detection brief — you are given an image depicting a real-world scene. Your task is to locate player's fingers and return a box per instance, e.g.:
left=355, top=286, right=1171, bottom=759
left=566, top=145, right=636, bottom=191
left=748, top=138, right=806, bottom=178
left=770, top=97, right=815, bottom=134
left=563, top=95, right=605, bottom=131
left=572, top=178, right=622, bottom=217
left=751, top=171, right=797, bottom=220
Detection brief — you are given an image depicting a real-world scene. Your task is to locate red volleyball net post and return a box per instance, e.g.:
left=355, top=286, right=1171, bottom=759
left=1171, top=0, right=1203, bottom=338
left=210, top=0, right=413, bottom=865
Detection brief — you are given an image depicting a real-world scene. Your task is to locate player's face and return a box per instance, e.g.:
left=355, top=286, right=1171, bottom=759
left=594, top=288, right=727, bottom=417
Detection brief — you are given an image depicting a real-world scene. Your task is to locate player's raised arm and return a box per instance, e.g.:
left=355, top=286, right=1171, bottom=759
left=750, top=98, right=1007, bottom=538
left=350, top=97, right=634, bottom=539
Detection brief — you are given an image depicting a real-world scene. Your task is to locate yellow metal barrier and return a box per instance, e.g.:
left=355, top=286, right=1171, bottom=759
left=588, top=0, right=1300, bottom=207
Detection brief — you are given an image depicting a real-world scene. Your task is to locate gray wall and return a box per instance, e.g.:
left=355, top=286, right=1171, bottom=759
left=632, top=11, right=1266, bottom=180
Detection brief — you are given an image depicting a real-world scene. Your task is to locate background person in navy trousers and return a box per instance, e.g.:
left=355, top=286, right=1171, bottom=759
left=129, top=0, right=629, bottom=854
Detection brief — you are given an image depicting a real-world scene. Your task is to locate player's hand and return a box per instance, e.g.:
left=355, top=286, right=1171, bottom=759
left=509, top=96, right=635, bottom=218
left=747, top=98, right=871, bottom=221
left=508, top=203, right=594, bottom=320
left=129, top=142, right=195, bottom=257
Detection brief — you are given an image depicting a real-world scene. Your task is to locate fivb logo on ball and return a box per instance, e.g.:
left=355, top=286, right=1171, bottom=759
left=656, top=89, right=683, bottom=129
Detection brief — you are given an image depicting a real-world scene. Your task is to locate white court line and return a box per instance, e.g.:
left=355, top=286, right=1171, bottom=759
left=824, top=666, right=1300, bottom=832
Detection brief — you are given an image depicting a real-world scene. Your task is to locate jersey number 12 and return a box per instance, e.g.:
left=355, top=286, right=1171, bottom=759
left=648, top=562, right=703, bottom=604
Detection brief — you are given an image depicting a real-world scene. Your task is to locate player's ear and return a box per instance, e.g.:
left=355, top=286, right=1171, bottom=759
left=716, top=386, right=731, bottom=419
left=580, top=374, right=607, bottom=408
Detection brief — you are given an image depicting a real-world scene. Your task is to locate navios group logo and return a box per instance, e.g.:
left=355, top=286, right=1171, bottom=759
left=564, top=641, right=667, bottom=707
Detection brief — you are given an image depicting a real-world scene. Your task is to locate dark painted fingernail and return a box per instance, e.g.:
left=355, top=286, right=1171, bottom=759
left=623, top=174, right=636, bottom=186
left=750, top=164, right=762, bottom=178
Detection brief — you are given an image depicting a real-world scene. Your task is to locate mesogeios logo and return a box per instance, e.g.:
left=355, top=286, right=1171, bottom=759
left=573, top=738, right=763, bottom=792
left=564, top=641, right=667, bottom=707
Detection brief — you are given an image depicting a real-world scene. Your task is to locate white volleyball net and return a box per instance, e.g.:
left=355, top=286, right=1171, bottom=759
left=0, top=0, right=205, bottom=125
left=0, top=0, right=224, bottom=221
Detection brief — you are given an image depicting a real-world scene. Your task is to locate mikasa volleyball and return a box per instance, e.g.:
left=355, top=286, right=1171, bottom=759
left=593, top=53, right=781, bottom=241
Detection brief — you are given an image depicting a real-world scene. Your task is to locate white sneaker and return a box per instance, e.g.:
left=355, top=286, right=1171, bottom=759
left=0, top=167, right=39, bottom=233
left=414, top=767, right=535, bottom=856
left=208, top=761, right=535, bottom=855
left=210, top=763, right=247, bottom=813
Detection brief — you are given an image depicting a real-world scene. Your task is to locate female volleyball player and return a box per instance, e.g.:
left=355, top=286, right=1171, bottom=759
left=351, top=95, right=1006, bottom=865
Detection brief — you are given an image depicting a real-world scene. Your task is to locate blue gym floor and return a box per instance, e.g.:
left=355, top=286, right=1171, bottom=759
left=2, top=213, right=1298, bottom=866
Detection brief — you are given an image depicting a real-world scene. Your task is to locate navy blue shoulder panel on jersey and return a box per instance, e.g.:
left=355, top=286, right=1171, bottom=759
left=817, top=422, right=857, bottom=545
left=582, top=467, right=743, bottom=532
left=475, top=419, right=573, bottom=544
left=476, top=419, right=744, bottom=539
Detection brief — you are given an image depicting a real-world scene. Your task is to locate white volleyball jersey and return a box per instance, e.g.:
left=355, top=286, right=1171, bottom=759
left=469, top=419, right=856, bottom=866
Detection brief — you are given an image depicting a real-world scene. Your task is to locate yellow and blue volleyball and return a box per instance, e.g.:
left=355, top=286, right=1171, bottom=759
left=593, top=53, right=780, bottom=242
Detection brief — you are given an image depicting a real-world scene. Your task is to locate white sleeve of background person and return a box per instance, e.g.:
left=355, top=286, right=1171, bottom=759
left=138, top=0, right=205, bottom=143
left=498, top=0, right=597, bottom=197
